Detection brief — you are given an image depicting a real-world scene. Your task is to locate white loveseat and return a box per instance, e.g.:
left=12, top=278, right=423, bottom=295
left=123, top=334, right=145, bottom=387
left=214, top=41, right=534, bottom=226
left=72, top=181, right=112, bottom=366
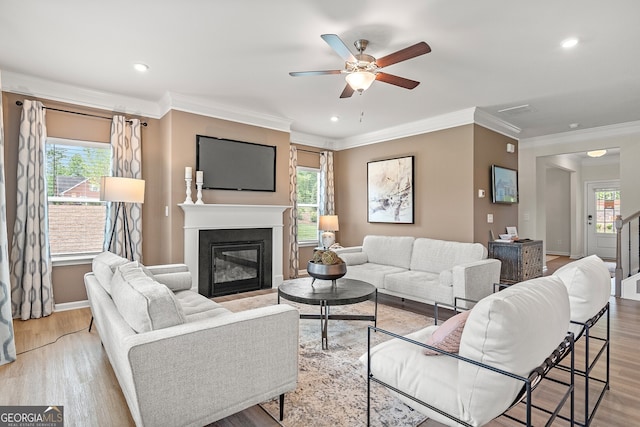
left=85, top=252, right=299, bottom=427
left=335, top=235, right=501, bottom=306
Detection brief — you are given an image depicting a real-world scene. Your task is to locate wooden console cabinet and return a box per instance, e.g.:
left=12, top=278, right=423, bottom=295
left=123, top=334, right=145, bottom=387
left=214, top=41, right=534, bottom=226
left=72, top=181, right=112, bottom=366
left=488, top=240, right=543, bottom=284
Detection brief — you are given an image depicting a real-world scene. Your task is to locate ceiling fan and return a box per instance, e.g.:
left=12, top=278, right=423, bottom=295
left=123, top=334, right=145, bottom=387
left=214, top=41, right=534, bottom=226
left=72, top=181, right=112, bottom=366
left=289, top=34, right=431, bottom=98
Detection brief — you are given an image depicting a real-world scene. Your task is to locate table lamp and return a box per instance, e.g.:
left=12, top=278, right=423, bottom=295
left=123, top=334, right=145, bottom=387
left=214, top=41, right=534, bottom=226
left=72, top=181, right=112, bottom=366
left=318, top=215, right=339, bottom=249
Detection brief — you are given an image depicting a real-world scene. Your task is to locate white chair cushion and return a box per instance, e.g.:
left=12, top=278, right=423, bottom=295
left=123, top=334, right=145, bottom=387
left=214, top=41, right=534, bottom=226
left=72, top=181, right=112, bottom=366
left=362, top=235, right=414, bottom=269
left=553, top=255, right=611, bottom=324
left=360, top=327, right=462, bottom=426
left=410, top=238, right=487, bottom=273
left=111, top=262, right=186, bottom=333
left=174, top=290, right=231, bottom=322
left=457, top=276, right=570, bottom=426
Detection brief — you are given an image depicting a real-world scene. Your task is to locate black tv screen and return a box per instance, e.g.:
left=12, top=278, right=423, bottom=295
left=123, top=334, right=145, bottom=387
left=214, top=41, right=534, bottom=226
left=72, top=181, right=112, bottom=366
left=196, top=135, right=276, bottom=192
left=491, top=165, right=518, bottom=204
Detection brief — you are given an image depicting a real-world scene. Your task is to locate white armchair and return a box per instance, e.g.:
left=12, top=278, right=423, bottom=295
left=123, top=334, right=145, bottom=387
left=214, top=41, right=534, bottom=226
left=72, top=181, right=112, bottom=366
left=362, top=276, right=575, bottom=426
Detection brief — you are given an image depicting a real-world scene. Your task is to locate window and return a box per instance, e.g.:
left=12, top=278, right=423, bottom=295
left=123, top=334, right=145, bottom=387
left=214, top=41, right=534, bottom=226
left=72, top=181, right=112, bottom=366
left=46, top=137, right=111, bottom=256
left=595, top=189, right=620, bottom=234
left=296, top=167, right=319, bottom=245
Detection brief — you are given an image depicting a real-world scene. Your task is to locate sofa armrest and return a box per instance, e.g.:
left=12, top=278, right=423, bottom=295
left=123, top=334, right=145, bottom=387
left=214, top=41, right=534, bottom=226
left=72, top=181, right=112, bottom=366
left=144, top=263, right=189, bottom=275
left=333, top=246, right=363, bottom=255
left=143, top=264, right=193, bottom=292
left=452, top=259, right=501, bottom=306
left=123, top=304, right=299, bottom=427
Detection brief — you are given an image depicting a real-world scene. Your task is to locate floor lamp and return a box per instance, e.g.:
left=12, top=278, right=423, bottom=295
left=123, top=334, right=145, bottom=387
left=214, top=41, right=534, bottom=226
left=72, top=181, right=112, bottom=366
left=100, top=176, right=145, bottom=261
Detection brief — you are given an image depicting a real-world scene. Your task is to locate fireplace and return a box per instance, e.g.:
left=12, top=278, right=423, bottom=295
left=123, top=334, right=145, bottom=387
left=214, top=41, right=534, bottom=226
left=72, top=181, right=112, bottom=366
left=198, top=228, right=272, bottom=297
left=180, top=204, right=289, bottom=294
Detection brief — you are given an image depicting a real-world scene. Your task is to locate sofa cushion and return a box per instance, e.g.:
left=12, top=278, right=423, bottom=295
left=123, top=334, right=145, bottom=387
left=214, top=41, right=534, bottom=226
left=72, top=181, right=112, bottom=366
left=384, top=270, right=453, bottom=304
left=362, top=235, right=414, bottom=269
left=424, top=310, right=470, bottom=355
left=339, top=251, right=369, bottom=266
left=92, top=251, right=130, bottom=295
left=553, top=255, right=611, bottom=325
left=410, top=238, right=487, bottom=273
left=174, top=290, right=231, bottom=322
left=457, top=276, right=570, bottom=426
left=111, top=263, right=186, bottom=333
left=343, top=263, right=406, bottom=289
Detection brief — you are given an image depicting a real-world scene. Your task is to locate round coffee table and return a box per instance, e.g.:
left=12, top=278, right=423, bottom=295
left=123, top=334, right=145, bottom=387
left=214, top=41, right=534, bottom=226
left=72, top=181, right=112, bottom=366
left=278, top=278, right=377, bottom=350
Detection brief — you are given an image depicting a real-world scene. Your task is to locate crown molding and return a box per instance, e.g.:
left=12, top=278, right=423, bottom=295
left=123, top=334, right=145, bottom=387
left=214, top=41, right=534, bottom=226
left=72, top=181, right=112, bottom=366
left=163, top=92, right=293, bottom=133
left=289, top=130, right=337, bottom=150
left=1, top=70, right=163, bottom=118
left=473, top=108, right=522, bottom=139
left=334, top=107, right=477, bottom=150
left=520, top=120, right=640, bottom=147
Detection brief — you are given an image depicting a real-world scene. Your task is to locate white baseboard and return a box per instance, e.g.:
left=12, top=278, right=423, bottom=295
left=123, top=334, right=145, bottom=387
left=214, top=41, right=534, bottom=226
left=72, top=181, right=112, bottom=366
left=55, top=300, right=90, bottom=312
left=622, top=274, right=640, bottom=301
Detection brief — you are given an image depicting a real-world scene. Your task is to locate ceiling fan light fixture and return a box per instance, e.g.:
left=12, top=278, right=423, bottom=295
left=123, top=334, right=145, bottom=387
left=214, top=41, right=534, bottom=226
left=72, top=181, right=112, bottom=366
left=587, top=149, right=607, bottom=158
left=345, top=71, right=376, bottom=92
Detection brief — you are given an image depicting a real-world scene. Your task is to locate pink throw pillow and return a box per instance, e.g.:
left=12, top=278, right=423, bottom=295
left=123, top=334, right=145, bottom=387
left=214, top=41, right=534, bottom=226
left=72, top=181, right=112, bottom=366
left=423, top=310, right=470, bottom=355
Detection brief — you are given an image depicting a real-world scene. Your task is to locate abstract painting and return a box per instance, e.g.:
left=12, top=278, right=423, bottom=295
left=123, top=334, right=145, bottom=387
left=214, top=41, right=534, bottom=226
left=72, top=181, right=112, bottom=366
left=367, top=156, right=414, bottom=223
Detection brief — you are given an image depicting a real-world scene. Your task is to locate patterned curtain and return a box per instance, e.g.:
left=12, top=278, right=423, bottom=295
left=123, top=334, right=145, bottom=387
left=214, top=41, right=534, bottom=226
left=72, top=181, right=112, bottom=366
left=10, top=100, right=54, bottom=320
left=288, top=146, right=299, bottom=278
left=319, top=151, right=335, bottom=215
left=104, top=116, right=143, bottom=261
left=0, top=80, right=17, bottom=364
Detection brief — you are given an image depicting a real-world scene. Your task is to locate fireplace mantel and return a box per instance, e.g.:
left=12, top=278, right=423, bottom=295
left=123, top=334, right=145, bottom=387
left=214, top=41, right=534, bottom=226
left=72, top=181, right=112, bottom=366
left=179, top=204, right=290, bottom=292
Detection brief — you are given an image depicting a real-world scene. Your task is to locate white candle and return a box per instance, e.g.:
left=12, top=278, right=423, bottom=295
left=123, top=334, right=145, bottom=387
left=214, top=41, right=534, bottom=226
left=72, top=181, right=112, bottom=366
left=196, top=171, right=203, bottom=184
left=185, top=166, right=192, bottom=179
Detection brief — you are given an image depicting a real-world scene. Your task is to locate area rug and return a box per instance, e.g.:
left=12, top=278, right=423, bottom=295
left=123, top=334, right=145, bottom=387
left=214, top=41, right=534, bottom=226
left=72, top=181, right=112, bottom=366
left=219, top=282, right=433, bottom=427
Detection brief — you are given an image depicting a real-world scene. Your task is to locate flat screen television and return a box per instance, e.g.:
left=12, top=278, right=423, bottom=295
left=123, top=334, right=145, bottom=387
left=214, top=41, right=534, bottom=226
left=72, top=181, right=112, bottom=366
left=196, top=135, right=276, bottom=192
left=491, top=165, right=518, bottom=204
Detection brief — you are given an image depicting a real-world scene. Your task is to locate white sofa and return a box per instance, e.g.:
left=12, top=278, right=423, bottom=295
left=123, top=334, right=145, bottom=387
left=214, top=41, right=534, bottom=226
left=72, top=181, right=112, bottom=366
left=335, top=235, right=501, bottom=306
left=363, top=275, right=573, bottom=426
left=85, top=252, right=299, bottom=427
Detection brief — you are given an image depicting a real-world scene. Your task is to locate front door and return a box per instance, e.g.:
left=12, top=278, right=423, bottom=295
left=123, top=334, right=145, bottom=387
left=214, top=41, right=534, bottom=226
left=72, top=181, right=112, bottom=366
left=586, top=181, right=620, bottom=260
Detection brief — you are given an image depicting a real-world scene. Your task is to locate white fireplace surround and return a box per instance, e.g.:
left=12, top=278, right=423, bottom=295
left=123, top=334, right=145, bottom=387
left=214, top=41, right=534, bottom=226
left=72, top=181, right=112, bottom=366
left=179, top=204, right=290, bottom=293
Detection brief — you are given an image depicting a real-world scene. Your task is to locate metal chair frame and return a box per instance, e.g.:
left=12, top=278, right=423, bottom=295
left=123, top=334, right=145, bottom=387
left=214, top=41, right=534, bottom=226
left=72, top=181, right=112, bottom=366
left=553, top=303, right=610, bottom=427
left=366, top=327, right=575, bottom=427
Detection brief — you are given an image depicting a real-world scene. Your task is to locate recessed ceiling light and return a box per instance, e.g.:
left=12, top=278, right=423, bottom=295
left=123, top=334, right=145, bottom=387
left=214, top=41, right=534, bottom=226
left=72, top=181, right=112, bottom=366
left=587, top=149, right=607, bottom=158
left=561, top=38, right=579, bottom=49
left=569, top=123, right=579, bottom=129
left=330, top=116, right=339, bottom=122
left=133, top=63, right=149, bottom=72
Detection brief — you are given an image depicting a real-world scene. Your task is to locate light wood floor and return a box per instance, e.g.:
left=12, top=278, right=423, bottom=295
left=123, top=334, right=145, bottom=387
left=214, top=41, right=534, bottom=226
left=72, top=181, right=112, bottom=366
left=1, top=265, right=639, bottom=426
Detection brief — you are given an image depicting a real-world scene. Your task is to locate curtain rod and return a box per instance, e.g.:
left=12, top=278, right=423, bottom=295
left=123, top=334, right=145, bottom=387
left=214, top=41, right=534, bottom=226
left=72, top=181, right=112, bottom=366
left=15, top=100, right=148, bottom=126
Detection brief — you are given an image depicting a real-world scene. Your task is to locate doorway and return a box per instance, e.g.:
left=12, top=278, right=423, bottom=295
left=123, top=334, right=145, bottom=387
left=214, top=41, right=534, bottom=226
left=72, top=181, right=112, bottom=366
left=585, top=180, right=620, bottom=260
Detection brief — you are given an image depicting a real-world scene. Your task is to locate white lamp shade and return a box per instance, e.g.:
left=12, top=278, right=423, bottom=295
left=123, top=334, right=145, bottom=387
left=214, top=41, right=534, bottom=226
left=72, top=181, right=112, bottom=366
left=345, top=71, right=376, bottom=92
left=318, top=215, right=339, bottom=231
left=100, top=176, right=145, bottom=203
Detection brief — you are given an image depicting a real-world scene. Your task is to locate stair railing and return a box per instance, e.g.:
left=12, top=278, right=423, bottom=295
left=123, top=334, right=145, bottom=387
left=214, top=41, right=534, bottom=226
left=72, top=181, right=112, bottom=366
left=614, top=210, right=640, bottom=296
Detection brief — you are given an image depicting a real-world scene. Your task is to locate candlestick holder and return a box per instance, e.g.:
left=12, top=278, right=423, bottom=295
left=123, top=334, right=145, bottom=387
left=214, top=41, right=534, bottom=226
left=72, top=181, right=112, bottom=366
left=195, top=182, right=204, bottom=205
left=184, top=178, right=194, bottom=204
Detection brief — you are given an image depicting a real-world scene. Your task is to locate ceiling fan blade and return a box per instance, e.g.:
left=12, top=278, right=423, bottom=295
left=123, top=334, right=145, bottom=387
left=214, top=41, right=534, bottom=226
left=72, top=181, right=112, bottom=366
left=375, top=42, right=431, bottom=68
left=376, top=72, right=420, bottom=89
left=321, top=34, right=357, bottom=63
left=289, top=70, right=343, bottom=77
left=339, top=84, right=355, bottom=98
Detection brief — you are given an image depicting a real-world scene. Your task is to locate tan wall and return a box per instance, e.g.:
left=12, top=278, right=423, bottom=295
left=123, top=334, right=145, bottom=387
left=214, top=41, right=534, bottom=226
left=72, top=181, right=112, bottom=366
left=472, top=125, right=519, bottom=245
left=334, top=125, right=476, bottom=246
left=2, top=91, right=160, bottom=303
left=164, top=110, right=292, bottom=270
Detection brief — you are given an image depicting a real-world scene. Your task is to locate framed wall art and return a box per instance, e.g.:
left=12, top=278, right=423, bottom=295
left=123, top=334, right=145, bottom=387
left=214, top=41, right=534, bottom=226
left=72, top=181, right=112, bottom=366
left=367, top=156, right=414, bottom=223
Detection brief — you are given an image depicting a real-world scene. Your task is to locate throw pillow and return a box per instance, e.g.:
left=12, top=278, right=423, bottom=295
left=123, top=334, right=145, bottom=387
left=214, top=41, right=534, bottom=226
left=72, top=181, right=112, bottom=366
left=423, top=310, right=470, bottom=355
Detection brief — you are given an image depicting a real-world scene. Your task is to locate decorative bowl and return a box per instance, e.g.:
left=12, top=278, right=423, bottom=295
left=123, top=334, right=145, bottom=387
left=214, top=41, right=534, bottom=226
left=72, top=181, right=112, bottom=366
left=307, top=261, right=347, bottom=281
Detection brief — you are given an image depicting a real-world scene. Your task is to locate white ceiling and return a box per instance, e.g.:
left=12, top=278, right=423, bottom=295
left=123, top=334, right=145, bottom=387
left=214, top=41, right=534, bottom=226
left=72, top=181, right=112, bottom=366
left=1, top=0, right=640, bottom=146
